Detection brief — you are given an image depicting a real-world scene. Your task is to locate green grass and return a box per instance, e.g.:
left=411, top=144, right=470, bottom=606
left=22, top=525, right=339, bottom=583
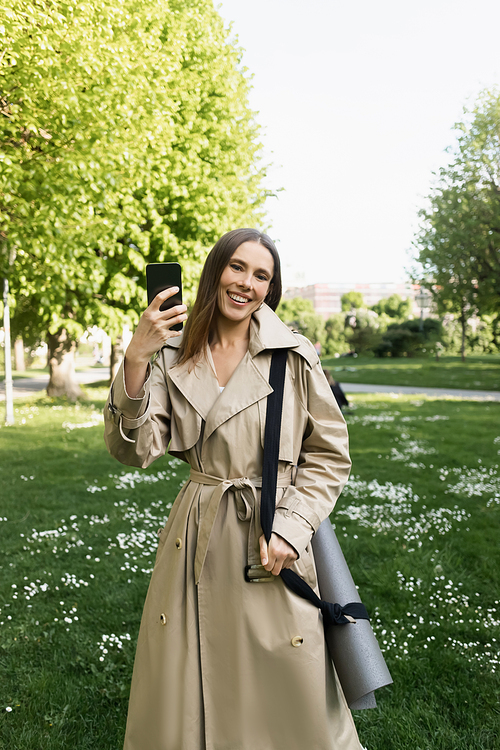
left=0, top=390, right=499, bottom=749
left=321, top=353, right=500, bottom=391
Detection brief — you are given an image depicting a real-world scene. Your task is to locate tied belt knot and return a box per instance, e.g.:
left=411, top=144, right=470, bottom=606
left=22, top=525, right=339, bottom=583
left=321, top=600, right=370, bottom=627
left=189, top=468, right=292, bottom=585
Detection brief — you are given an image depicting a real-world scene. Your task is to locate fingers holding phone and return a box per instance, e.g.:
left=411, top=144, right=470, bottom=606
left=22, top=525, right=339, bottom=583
left=144, top=261, right=186, bottom=342
left=123, top=264, right=186, bottom=397
left=146, top=262, right=183, bottom=331
left=127, top=263, right=187, bottom=366
left=149, top=286, right=188, bottom=335
left=146, top=261, right=186, bottom=341
left=124, top=286, right=187, bottom=397
left=128, top=286, right=187, bottom=364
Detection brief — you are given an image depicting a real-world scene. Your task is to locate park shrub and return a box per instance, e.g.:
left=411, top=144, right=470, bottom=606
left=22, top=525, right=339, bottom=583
left=374, top=327, right=421, bottom=357
left=347, top=324, right=382, bottom=355
left=374, top=318, right=443, bottom=358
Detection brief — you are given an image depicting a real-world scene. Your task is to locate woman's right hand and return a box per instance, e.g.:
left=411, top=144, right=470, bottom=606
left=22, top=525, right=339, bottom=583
left=124, top=287, right=187, bottom=397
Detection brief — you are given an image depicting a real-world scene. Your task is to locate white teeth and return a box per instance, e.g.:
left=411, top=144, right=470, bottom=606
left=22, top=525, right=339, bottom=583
left=228, top=293, right=249, bottom=303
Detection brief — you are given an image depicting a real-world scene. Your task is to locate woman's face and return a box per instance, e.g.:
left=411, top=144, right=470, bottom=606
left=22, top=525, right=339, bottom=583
left=217, top=241, right=274, bottom=325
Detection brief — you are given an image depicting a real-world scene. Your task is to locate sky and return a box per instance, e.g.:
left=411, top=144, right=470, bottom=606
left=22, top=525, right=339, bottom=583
left=217, top=0, right=500, bottom=288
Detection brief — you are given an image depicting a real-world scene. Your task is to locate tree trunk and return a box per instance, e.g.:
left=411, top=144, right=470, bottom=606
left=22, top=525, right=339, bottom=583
left=460, top=304, right=467, bottom=363
left=109, top=335, right=124, bottom=386
left=14, top=338, right=25, bottom=371
left=47, top=328, right=82, bottom=401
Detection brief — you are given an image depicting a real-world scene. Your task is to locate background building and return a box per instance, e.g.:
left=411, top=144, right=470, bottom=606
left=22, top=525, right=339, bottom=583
left=283, top=282, right=419, bottom=318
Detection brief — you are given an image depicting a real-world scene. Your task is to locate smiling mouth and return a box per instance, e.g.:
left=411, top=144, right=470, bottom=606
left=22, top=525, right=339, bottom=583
left=227, top=292, right=251, bottom=304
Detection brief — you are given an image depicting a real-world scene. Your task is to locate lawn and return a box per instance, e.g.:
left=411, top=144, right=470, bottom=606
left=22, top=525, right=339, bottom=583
left=321, top=353, right=500, bottom=391
left=0, top=389, right=499, bottom=749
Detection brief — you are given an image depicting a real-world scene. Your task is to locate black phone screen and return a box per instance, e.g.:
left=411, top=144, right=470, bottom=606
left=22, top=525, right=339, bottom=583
left=146, top=262, right=183, bottom=331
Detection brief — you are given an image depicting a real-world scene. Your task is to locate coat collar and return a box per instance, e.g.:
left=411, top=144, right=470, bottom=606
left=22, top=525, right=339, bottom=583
left=247, top=304, right=298, bottom=356
left=164, top=303, right=315, bottom=433
left=165, top=303, right=314, bottom=362
left=248, top=304, right=318, bottom=368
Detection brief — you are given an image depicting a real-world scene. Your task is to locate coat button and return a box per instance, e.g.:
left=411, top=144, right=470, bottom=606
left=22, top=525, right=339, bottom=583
left=175, top=538, right=183, bottom=550
left=160, top=613, right=168, bottom=625
left=291, top=636, right=303, bottom=647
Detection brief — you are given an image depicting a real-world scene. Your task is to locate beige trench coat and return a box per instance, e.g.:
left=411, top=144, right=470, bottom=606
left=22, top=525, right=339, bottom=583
left=104, top=305, right=362, bottom=750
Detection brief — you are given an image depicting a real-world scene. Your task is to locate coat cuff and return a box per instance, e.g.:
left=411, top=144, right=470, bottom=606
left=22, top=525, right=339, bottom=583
left=106, top=360, right=152, bottom=441
left=113, top=360, right=151, bottom=417
left=272, top=508, right=315, bottom=559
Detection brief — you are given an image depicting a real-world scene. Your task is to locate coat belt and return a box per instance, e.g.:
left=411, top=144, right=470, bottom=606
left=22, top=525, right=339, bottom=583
left=189, top=468, right=292, bottom=585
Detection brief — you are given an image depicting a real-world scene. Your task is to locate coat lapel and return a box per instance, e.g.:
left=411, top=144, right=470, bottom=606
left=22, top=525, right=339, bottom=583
left=167, top=354, right=220, bottom=421
left=203, top=351, right=272, bottom=442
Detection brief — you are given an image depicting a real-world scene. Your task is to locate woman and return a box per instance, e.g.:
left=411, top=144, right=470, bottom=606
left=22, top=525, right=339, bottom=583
left=104, top=228, right=363, bottom=750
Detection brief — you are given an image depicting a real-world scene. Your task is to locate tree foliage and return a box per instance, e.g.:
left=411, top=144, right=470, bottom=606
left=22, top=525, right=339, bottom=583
left=341, top=291, right=364, bottom=311
left=413, top=88, right=500, bottom=357
left=323, top=313, right=347, bottom=355
left=372, top=294, right=412, bottom=320
left=1, top=0, right=270, bottom=345
left=276, top=297, right=326, bottom=346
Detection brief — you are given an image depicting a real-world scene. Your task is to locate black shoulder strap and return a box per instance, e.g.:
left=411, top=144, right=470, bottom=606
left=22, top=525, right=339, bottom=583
left=261, top=349, right=370, bottom=628
left=260, top=348, right=287, bottom=543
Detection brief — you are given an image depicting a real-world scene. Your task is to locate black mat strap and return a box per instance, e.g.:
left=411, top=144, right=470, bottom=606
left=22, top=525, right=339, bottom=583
left=262, top=349, right=370, bottom=627
left=281, top=568, right=370, bottom=627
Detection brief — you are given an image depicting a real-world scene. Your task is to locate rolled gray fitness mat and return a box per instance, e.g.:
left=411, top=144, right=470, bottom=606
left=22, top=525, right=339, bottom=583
left=312, top=519, right=393, bottom=710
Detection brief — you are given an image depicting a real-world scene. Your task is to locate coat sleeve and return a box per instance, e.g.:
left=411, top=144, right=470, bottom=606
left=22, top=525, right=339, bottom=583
left=103, top=355, right=171, bottom=468
left=271, top=356, right=351, bottom=558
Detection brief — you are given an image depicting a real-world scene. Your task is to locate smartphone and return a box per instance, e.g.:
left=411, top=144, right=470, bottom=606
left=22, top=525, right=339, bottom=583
left=146, top=262, right=183, bottom=331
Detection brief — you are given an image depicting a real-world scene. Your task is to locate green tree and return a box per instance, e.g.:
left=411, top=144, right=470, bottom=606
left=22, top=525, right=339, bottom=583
left=372, top=294, right=412, bottom=320
left=323, top=313, right=347, bottom=355
left=341, top=291, right=364, bottom=311
left=1, top=0, right=269, bottom=397
left=277, top=297, right=315, bottom=322
left=344, top=308, right=382, bottom=355
left=276, top=297, right=326, bottom=348
left=413, top=88, right=500, bottom=361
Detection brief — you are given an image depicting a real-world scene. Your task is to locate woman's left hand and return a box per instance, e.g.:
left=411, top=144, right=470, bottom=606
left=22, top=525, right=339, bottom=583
left=259, top=533, right=298, bottom=576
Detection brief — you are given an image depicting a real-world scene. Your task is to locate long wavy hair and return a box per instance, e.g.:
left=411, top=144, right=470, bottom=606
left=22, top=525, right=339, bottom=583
left=177, top=228, right=282, bottom=366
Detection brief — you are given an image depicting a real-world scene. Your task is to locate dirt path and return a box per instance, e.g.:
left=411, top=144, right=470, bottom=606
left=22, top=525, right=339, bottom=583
left=0, top=369, right=110, bottom=401
left=340, top=382, right=500, bottom=401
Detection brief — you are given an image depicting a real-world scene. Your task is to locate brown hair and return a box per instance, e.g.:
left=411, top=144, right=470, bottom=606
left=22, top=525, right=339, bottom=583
left=177, top=228, right=282, bottom=366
